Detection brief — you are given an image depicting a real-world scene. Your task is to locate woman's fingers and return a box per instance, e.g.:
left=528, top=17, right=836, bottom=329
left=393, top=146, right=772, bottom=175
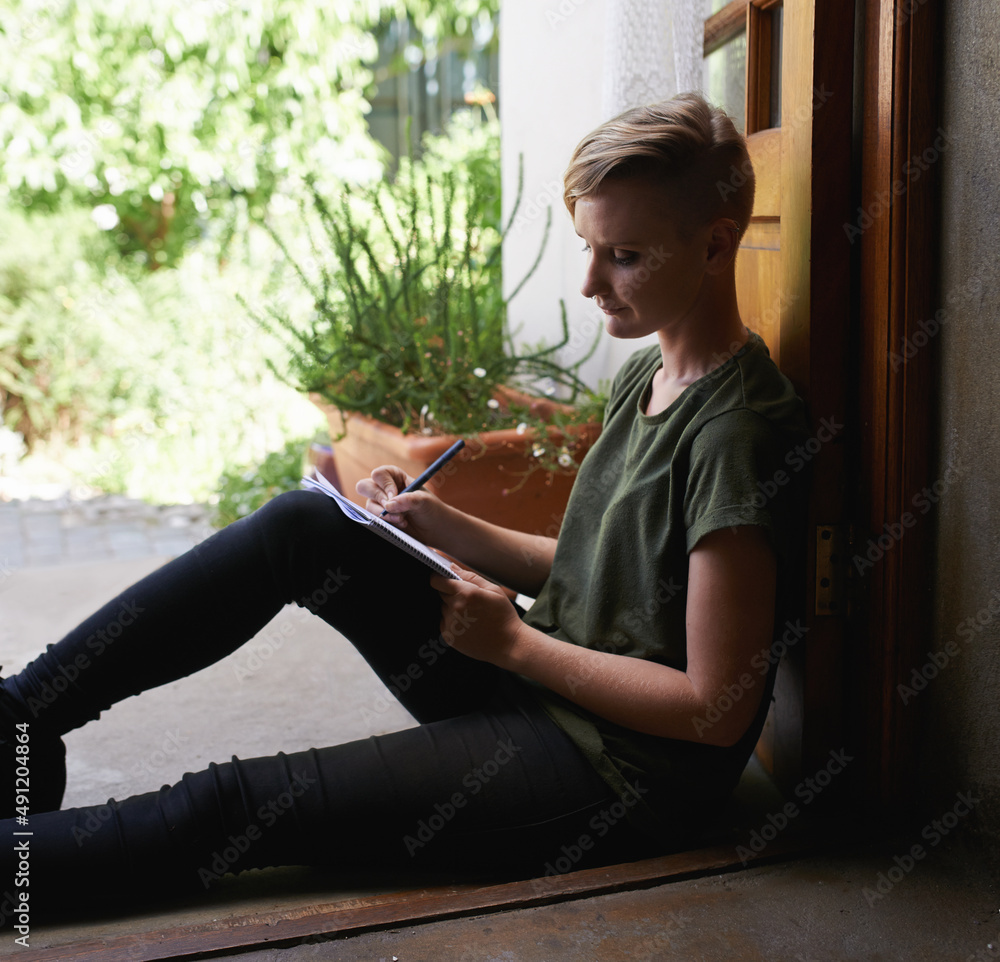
left=429, top=569, right=472, bottom=598
left=430, top=565, right=522, bottom=665
left=372, top=464, right=409, bottom=497
left=356, top=470, right=445, bottom=543
left=356, top=465, right=412, bottom=513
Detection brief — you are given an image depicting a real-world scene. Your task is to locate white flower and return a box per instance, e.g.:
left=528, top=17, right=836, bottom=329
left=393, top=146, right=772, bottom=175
left=532, top=445, right=545, bottom=458
left=558, top=452, right=574, bottom=468
left=473, top=367, right=487, bottom=378
left=92, top=204, right=119, bottom=231
left=487, top=398, right=500, bottom=410
left=516, top=422, right=528, bottom=435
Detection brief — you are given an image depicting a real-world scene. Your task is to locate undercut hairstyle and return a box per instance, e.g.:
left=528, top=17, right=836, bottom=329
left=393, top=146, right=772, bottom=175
left=563, top=93, right=755, bottom=242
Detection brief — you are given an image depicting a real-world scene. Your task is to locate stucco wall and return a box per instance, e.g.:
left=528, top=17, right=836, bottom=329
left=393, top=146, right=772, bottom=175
left=927, top=0, right=1000, bottom=853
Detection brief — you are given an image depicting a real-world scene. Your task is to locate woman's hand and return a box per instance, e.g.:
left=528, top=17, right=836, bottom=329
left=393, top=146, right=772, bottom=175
left=356, top=465, right=448, bottom=546
left=430, top=563, right=527, bottom=668
left=357, top=464, right=557, bottom=597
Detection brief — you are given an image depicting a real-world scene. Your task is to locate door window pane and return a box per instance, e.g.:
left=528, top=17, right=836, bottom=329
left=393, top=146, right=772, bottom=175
left=769, top=5, right=783, bottom=128
left=703, top=30, right=747, bottom=132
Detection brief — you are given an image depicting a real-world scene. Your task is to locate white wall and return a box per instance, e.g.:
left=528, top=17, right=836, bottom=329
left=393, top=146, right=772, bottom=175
left=500, top=0, right=657, bottom=393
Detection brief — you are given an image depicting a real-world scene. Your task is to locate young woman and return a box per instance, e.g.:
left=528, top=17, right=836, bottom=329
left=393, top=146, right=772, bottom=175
left=0, top=93, right=808, bottom=919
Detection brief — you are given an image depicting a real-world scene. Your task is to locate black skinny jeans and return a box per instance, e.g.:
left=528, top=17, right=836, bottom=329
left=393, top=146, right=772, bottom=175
left=1, top=491, right=650, bottom=918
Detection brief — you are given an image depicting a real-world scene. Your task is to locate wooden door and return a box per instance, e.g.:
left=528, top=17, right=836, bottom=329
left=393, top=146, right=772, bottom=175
left=703, top=0, right=855, bottom=795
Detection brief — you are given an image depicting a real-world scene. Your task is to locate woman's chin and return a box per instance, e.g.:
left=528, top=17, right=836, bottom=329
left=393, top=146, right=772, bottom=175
left=605, top=315, right=646, bottom=340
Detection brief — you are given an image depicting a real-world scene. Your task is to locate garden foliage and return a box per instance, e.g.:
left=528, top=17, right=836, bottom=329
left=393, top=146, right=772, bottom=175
left=254, top=114, right=604, bottom=442
left=0, top=0, right=498, bottom=268
left=0, top=206, right=320, bottom=502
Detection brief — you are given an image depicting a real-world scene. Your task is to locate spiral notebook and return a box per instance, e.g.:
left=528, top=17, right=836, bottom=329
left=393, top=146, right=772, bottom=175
left=302, top=472, right=459, bottom=580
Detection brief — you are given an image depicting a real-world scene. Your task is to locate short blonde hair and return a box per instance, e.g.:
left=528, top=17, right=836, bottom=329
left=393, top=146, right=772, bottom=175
left=563, top=93, right=755, bottom=241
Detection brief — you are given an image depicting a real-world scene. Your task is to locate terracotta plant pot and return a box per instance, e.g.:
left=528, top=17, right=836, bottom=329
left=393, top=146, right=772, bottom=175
left=311, top=394, right=601, bottom=535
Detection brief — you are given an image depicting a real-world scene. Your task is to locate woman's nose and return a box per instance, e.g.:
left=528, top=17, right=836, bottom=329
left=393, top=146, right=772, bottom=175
left=580, top=255, right=607, bottom=300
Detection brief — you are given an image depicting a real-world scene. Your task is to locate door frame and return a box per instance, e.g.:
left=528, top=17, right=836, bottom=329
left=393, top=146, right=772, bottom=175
left=854, top=0, right=942, bottom=813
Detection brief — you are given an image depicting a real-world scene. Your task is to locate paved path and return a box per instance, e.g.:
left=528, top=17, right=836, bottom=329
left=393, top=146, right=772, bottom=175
left=0, top=494, right=416, bottom=814
left=0, top=494, right=215, bottom=570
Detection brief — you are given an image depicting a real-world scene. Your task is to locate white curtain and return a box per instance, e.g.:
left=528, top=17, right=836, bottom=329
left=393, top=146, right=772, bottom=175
left=593, top=0, right=707, bottom=381
left=602, top=0, right=705, bottom=119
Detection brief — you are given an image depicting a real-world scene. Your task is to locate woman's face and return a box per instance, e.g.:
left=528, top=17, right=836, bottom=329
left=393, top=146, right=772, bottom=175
left=573, top=178, right=710, bottom=341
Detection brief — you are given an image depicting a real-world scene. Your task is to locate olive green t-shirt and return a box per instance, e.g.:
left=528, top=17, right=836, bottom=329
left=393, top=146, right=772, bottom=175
left=518, top=333, right=809, bottom=843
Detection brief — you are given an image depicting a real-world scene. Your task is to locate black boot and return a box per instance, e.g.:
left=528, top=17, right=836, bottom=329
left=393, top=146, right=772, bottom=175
left=0, top=672, right=66, bottom=818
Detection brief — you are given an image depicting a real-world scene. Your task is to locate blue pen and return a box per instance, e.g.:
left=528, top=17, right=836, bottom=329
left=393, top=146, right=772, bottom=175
left=380, top=439, right=466, bottom=516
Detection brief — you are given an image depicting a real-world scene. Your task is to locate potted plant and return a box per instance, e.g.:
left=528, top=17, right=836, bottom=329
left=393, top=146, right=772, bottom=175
left=250, top=113, right=604, bottom=534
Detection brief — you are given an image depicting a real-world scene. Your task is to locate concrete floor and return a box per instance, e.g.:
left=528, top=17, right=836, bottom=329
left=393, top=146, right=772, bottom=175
left=1, top=551, right=997, bottom=960
left=232, top=849, right=999, bottom=962
left=0, top=555, right=417, bottom=813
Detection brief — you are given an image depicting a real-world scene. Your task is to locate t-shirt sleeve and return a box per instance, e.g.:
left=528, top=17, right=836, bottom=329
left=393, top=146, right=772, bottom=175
left=683, top=408, right=789, bottom=554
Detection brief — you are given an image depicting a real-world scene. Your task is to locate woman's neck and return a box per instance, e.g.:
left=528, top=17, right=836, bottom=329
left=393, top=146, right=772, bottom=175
left=654, top=275, right=748, bottom=384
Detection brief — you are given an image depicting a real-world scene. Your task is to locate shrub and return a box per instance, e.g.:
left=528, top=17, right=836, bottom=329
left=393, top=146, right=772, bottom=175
left=0, top=207, right=322, bottom=503
left=213, top=437, right=310, bottom=528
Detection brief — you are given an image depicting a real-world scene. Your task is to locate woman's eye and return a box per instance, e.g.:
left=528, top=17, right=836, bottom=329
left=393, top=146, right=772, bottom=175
left=580, top=245, right=638, bottom=267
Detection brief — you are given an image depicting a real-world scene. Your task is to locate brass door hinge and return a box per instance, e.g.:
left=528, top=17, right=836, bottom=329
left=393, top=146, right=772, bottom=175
left=815, top=524, right=849, bottom=616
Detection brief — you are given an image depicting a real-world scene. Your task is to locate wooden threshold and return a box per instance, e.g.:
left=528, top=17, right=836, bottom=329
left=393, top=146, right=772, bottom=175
left=21, top=838, right=817, bottom=962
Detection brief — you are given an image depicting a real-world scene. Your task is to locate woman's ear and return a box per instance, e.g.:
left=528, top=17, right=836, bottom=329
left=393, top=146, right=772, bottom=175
left=704, top=218, right=742, bottom=273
